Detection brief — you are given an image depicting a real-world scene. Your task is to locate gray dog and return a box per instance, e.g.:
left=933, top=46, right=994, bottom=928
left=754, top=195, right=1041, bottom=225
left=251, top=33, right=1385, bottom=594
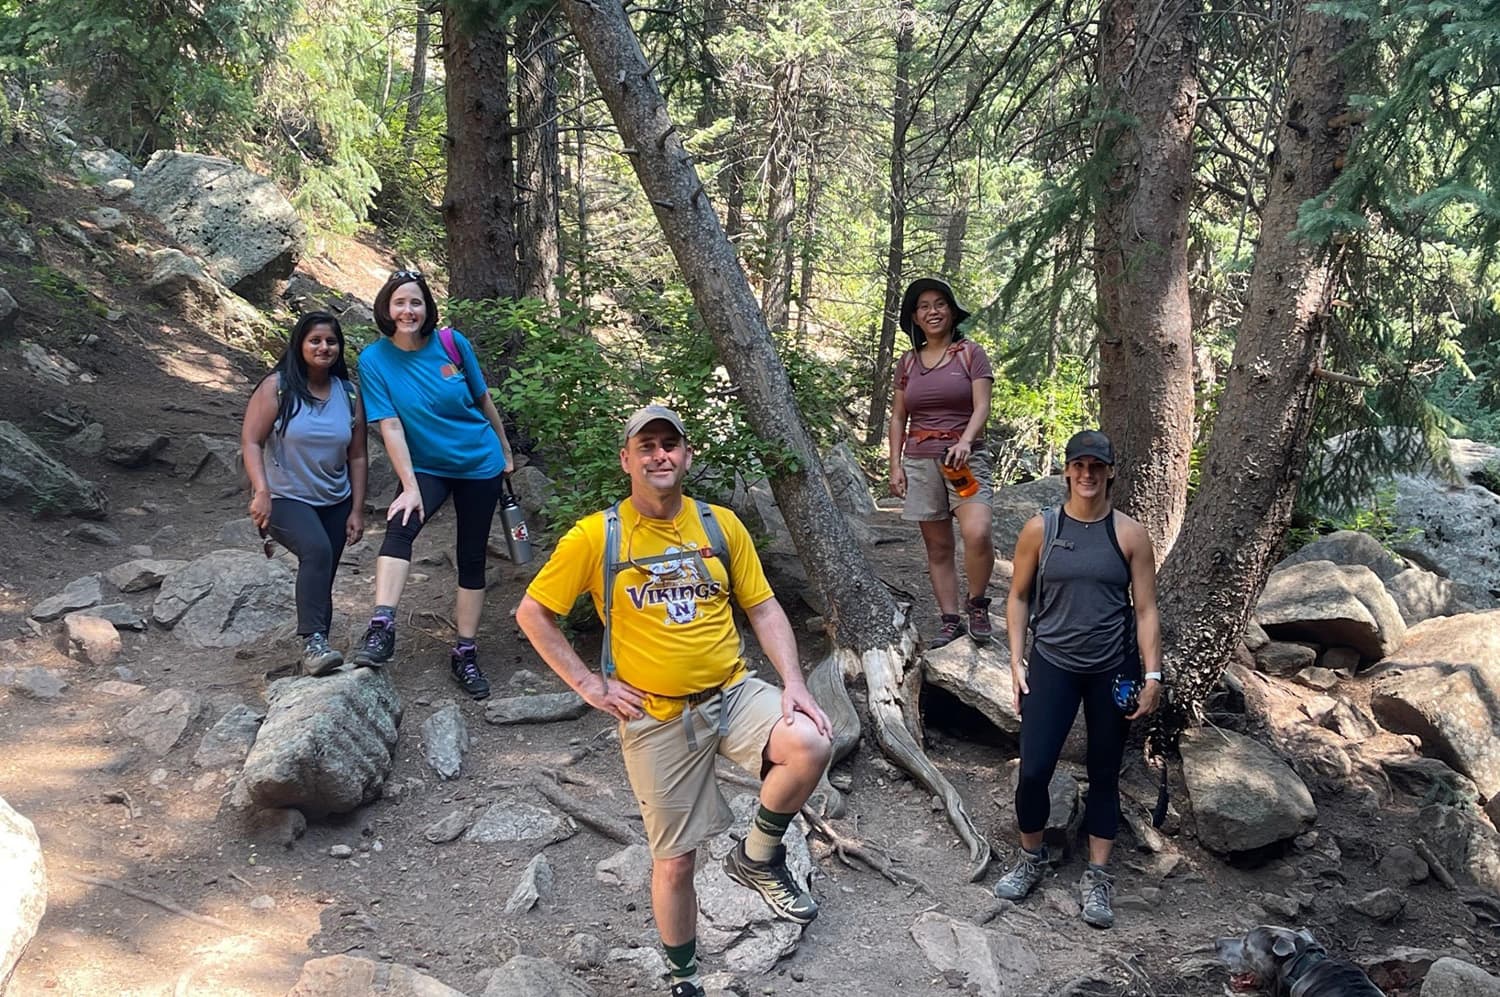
left=1215, top=926, right=1384, bottom=997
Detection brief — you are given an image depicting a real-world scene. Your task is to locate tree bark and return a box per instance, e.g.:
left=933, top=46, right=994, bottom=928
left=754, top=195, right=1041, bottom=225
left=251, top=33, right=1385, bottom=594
left=401, top=4, right=432, bottom=158
left=864, top=0, right=915, bottom=447
left=760, top=55, right=802, bottom=338
left=559, top=0, right=990, bottom=880
left=1093, top=0, right=1200, bottom=558
left=441, top=10, right=519, bottom=301
left=516, top=3, right=562, bottom=307
left=1157, top=0, right=1358, bottom=729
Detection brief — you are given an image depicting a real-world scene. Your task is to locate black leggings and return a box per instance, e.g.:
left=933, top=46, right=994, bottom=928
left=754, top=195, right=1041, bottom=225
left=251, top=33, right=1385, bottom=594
left=1015, top=649, right=1136, bottom=841
left=379, top=472, right=503, bottom=589
left=268, top=496, right=352, bottom=636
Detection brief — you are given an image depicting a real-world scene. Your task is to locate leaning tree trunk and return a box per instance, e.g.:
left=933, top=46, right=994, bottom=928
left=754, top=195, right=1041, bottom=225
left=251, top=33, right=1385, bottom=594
left=560, top=0, right=990, bottom=880
left=516, top=3, right=562, bottom=307
left=1093, top=0, right=1199, bottom=558
left=1156, top=0, right=1359, bottom=731
left=441, top=10, right=519, bottom=301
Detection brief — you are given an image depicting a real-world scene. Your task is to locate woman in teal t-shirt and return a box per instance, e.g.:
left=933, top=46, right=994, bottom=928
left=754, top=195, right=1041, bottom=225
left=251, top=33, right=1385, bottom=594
left=352, top=269, right=515, bottom=700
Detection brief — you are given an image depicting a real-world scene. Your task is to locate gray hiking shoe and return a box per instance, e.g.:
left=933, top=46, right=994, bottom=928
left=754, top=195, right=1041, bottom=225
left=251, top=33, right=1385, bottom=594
left=722, top=840, right=819, bottom=924
left=1080, top=866, right=1115, bottom=928
left=993, top=846, right=1048, bottom=901
left=301, top=632, right=344, bottom=676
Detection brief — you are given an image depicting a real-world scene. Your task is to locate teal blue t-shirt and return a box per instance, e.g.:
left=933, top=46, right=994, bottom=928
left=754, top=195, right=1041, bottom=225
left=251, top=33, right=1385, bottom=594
left=357, top=330, right=506, bottom=479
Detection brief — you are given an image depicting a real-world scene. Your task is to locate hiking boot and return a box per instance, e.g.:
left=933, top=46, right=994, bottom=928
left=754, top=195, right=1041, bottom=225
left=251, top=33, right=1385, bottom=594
left=669, top=982, right=706, bottom=997
left=300, top=632, right=344, bottom=676
left=449, top=644, right=491, bottom=700
left=721, top=840, right=819, bottom=924
left=352, top=620, right=394, bottom=668
left=966, top=596, right=993, bottom=644
left=1080, top=866, right=1115, bottom=928
left=928, top=613, right=965, bottom=650
left=993, top=846, right=1048, bottom=901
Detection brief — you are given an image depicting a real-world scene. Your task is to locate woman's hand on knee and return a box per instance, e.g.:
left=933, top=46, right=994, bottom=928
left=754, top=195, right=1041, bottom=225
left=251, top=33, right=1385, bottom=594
left=387, top=489, right=424, bottom=526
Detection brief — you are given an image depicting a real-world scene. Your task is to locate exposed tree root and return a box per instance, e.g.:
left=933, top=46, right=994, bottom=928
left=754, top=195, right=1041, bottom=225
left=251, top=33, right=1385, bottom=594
left=66, top=873, right=236, bottom=932
left=531, top=774, right=642, bottom=845
left=799, top=808, right=928, bottom=892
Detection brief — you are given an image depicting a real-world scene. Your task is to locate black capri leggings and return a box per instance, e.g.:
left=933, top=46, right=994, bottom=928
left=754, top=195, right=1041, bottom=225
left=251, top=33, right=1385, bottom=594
left=379, top=472, right=503, bottom=589
left=1015, top=648, right=1137, bottom=841
left=268, top=496, right=352, bottom=636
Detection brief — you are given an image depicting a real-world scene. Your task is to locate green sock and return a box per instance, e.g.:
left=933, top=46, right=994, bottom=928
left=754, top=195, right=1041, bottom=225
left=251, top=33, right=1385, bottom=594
left=744, top=804, right=795, bottom=863
left=664, top=938, right=698, bottom=985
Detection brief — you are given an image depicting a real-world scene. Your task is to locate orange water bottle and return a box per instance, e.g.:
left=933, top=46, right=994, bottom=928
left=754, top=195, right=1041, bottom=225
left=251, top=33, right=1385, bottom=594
left=940, top=450, right=980, bottom=498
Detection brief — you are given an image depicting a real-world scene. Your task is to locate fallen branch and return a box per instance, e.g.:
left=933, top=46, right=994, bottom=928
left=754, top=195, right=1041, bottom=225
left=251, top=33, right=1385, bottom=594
left=531, top=775, right=642, bottom=845
left=103, top=788, right=140, bottom=820
left=67, top=873, right=235, bottom=932
left=1414, top=837, right=1458, bottom=890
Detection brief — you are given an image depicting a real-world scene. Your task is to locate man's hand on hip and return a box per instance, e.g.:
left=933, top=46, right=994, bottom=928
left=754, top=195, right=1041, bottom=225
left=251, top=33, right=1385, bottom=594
left=579, top=672, right=646, bottom=721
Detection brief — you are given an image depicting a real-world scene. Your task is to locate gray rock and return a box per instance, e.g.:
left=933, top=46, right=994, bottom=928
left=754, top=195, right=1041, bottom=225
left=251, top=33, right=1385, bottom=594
left=1377, top=844, right=1429, bottom=885
left=503, top=853, right=554, bottom=914
left=121, top=689, right=201, bottom=756
left=607, top=947, right=668, bottom=988
left=481, top=955, right=595, bottom=997
left=595, top=843, right=652, bottom=891
left=991, top=476, right=1066, bottom=558
left=287, top=954, right=467, bottom=997
left=924, top=640, right=1089, bottom=760
left=464, top=798, right=573, bottom=845
left=1276, top=530, right=1406, bottom=580
left=216, top=518, right=260, bottom=548
left=1421, top=957, right=1500, bottom=997
left=188, top=434, right=245, bottom=486
left=72, top=148, right=136, bottom=182
left=1370, top=611, right=1500, bottom=799
left=1386, top=439, right=1500, bottom=600
left=909, top=911, right=1042, bottom=997
left=1318, top=645, right=1361, bottom=672
left=87, top=604, right=148, bottom=631
left=1386, top=566, right=1487, bottom=625
left=69, top=523, right=123, bottom=547
left=61, top=423, right=105, bottom=457
left=562, top=933, right=606, bottom=970
left=100, top=178, right=135, bottom=201
left=194, top=705, right=264, bottom=768
left=421, top=702, right=468, bottom=781
left=424, top=810, right=471, bottom=844
left=1294, top=666, right=1339, bottom=691
left=483, top=691, right=588, bottom=725
left=247, top=807, right=306, bottom=847
left=105, top=432, right=171, bottom=469
left=507, top=464, right=556, bottom=521
left=1253, top=641, right=1318, bottom=675
left=152, top=550, right=294, bottom=648
left=1256, top=560, right=1407, bottom=660
left=105, top=558, right=187, bottom=593
left=1349, top=887, right=1406, bottom=922
left=329, top=844, right=353, bottom=859
left=31, top=573, right=103, bottom=621
left=0, top=287, right=17, bottom=335
left=131, top=151, right=304, bottom=300
left=1244, top=620, right=1271, bottom=651
left=62, top=612, right=122, bottom=665
left=1418, top=803, right=1500, bottom=894
left=237, top=669, right=401, bottom=817
left=0, top=795, right=47, bottom=987
left=0, top=422, right=109, bottom=519
left=88, top=206, right=129, bottom=233
left=20, top=339, right=90, bottom=386
left=95, top=680, right=146, bottom=698
left=5, top=667, right=67, bottom=700
left=823, top=441, right=877, bottom=516
left=1380, top=756, right=1478, bottom=803
left=1181, top=728, right=1316, bottom=853
left=0, top=214, right=35, bottom=256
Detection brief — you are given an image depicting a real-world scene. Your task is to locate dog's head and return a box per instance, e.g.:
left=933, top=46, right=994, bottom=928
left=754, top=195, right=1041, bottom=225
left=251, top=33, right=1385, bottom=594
left=1215, top=926, right=1324, bottom=994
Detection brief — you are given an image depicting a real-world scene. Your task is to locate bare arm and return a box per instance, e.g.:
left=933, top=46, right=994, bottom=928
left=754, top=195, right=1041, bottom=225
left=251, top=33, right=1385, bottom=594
left=377, top=418, right=424, bottom=525
left=240, top=378, right=279, bottom=530
left=516, top=595, right=645, bottom=721
left=888, top=387, right=909, bottom=497
left=479, top=392, right=516, bottom=473
left=744, top=596, right=831, bottom=735
left=1118, top=513, right=1164, bottom=718
left=947, top=376, right=993, bottom=467
left=346, top=395, right=368, bottom=542
left=1007, top=516, right=1043, bottom=712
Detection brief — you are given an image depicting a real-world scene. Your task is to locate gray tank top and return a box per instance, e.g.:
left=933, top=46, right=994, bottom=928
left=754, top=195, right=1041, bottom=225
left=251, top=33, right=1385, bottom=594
left=1031, top=509, right=1132, bottom=673
left=264, top=378, right=353, bottom=506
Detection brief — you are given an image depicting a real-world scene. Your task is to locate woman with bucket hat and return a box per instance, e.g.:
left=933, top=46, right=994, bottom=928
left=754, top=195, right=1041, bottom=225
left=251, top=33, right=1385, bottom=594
left=887, top=277, right=997, bottom=649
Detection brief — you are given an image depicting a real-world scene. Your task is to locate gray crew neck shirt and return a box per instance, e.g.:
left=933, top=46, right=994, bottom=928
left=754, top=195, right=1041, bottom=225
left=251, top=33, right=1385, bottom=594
left=264, top=379, right=353, bottom=506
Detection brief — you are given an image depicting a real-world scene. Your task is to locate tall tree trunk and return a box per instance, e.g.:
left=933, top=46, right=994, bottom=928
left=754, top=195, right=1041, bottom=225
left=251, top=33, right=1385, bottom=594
left=1157, top=0, right=1358, bottom=729
left=864, top=0, right=915, bottom=447
left=560, top=0, right=991, bottom=880
left=401, top=4, right=431, bottom=158
left=1093, top=0, right=1200, bottom=558
left=760, top=55, right=802, bottom=337
left=723, top=89, right=752, bottom=242
left=516, top=3, right=562, bottom=307
left=441, top=10, right=519, bottom=301
left=941, top=199, right=968, bottom=276
left=795, top=147, right=822, bottom=344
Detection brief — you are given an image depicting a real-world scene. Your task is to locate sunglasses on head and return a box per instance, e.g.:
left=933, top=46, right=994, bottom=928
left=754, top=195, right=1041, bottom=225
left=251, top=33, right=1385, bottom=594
left=391, top=268, right=423, bottom=282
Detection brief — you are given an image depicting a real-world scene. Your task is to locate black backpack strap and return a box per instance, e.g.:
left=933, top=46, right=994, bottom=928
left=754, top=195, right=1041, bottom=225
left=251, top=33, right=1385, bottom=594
left=1029, top=505, right=1062, bottom=631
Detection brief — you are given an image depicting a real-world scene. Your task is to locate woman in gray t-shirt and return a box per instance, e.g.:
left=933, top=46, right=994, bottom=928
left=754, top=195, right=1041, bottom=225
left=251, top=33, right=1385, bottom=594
left=242, top=312, right=368, bottom=675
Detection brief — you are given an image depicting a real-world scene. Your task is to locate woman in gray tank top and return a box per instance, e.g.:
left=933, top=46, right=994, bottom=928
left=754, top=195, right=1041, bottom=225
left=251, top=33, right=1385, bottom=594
left=991, top=430, right=1163, bottom=930
left=241, top=312, right=368, bottom=676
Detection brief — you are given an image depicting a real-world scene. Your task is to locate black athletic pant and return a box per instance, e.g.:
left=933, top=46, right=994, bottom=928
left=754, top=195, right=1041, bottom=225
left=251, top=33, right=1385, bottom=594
left=268, top=496, right=352, bottom=636
left=378, top=472, right=503, bottom=590
left=1015, top=648, right=1137, bottom=841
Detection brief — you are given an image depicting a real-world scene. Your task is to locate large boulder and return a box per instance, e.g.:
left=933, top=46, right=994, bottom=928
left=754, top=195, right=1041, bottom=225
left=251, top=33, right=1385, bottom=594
left=0, top=795, right=46, bottom=989
left=1386, top=567, right=1492, bottom=625
left=236, top=669, right=402, bottom=817
left=1386, top=438, right=1500, bottom=600
left=482, top=954, right=595, bottom=996
left=287, top=954, right=466, bottom=996
left=1180, top=728, right=1316, bottom=853
left=152, top=550, right=294, bottom=648
left=144, top=249, right=274, bottom=346
left=130, top=151, right=303, bottom=300
left=924, top=640, right=1088, bottom=759
left=1255, top=560, right=1406, bottom=661
left=0, top=421, right=109, bottom=519
left=1275, top=530, right=1406, bottom=581
left=991, top=476, right=1065, bottom=558
left=1422, top=957, right=1500, bottom=997
left=1417, top=804, right=1500, bottom=895
left=1370, top=611, right=1500, bottom=800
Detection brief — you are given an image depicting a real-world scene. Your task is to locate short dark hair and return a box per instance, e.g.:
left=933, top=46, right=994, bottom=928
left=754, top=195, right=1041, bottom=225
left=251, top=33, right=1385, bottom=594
left=373, top=270, right=438, bottom=338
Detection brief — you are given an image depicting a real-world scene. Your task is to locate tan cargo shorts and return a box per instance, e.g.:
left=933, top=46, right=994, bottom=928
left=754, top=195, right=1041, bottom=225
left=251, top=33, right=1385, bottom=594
left=619, top=676, right=784, bottom=859
left=900, top=448, right=994, bottom=521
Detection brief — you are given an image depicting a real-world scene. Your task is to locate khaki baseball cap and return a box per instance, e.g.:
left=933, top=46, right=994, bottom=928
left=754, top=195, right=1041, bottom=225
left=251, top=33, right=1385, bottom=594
left=621, top=404, right=687, bottom=444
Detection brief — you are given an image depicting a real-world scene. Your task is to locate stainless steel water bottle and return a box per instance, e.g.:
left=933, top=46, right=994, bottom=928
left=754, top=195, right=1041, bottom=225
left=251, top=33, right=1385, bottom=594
left=498, top=478, right=533, bottom=564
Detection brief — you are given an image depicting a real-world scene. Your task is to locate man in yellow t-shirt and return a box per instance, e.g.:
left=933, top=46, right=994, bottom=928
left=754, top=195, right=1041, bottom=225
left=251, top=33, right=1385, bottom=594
left=517, top=405, right=832, bottom=997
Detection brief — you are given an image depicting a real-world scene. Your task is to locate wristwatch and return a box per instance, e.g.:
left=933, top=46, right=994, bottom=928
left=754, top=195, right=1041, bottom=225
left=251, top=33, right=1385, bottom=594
left=1144, top=671, right=1163, bottom=682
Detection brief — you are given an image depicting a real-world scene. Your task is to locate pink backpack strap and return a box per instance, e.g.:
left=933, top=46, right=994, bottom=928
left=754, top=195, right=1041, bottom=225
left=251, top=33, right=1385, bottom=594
left=436, top=326, right=463, bottom=370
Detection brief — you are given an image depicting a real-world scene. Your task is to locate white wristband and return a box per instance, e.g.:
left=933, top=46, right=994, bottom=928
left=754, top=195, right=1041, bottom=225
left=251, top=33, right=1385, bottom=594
left=1144, top=672, right=1162, bottom=682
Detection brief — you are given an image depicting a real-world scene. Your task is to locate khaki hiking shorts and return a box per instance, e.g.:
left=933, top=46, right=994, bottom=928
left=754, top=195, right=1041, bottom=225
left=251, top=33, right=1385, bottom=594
left=619, top=676, right=784, bottom=859
left=900, top=449, right=994, bottom=521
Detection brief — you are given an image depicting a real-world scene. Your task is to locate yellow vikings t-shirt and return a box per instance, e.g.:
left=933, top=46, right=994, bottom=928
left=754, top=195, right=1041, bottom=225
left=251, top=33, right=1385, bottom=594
left=526, top=499, right=775, bottom=721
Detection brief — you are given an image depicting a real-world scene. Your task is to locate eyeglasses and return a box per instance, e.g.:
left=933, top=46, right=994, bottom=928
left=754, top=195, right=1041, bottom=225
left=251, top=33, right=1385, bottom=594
left=391, top=268, right=423, bottom=282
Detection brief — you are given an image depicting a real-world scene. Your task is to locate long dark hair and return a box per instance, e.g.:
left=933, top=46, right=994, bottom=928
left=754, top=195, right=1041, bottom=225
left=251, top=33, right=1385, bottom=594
left=269, top=311, right=350, bottom=437
left=373, top=268, right=439, bottom=338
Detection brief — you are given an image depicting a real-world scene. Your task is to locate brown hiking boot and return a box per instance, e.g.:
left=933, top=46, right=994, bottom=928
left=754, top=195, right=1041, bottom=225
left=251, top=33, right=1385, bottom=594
left=967, top=596, right=993, bottom=644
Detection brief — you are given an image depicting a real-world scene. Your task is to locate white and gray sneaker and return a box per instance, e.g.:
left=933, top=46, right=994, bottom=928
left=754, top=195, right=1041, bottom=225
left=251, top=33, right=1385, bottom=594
left=992, top=846, right=1049, bottom=901
left=1080, top=866, right=1114, bottom=928
left=301, top=632, right=344, bottom=676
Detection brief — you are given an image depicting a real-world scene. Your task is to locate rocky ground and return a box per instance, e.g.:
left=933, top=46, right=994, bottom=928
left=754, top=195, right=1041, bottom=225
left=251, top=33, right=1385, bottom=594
left=3, top=136, right=1500, bottom=997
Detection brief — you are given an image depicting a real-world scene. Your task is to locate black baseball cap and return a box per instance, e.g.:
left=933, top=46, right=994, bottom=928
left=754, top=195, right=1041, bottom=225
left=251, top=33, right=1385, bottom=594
left=1065, top=430, right=1114, bottom=465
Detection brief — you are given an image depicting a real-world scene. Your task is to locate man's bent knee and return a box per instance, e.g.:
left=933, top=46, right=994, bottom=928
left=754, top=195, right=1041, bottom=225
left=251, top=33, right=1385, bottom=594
left=768, top=713, right=833, bottom=769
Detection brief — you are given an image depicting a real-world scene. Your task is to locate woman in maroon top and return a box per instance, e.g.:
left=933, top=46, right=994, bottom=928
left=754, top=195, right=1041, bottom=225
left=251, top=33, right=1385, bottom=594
left=887, top=277, right=997, bottom=648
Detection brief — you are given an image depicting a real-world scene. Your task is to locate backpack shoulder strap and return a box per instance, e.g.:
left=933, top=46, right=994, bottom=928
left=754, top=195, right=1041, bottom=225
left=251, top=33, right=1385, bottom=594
left=338, top=377, right=358, bottom=428
left=1029, top=505, right=1062, bottom=629
left=436, top=326, right=463, bottom=370
left=600, top=502, right=624, bottom=680
left=694, top=499, right=731, bottom=595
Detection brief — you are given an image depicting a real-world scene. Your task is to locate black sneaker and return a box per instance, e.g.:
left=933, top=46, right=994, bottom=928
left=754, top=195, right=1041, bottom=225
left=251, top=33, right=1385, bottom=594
left=300, top=632, right=344, bottom=676
left=669, top=983, right=705, bottom=997
left=721, top=840, right=818, bottom=924
left=449, top=644, right=491, bottom=700
left=352, top=620, right=395, bottom=668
